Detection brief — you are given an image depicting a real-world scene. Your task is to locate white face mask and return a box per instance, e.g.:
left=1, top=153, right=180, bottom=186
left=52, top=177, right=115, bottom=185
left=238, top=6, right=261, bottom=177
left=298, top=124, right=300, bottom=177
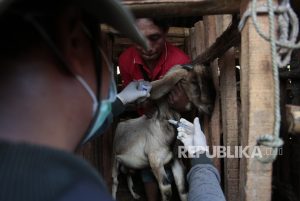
left=75, top=75, right=116, bottom=144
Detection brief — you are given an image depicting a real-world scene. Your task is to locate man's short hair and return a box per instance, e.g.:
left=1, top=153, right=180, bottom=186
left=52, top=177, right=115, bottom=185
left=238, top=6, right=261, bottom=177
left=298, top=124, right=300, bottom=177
left=152, top=18, right=169, bottom=32
left=141, top=18, right=169, bottom=33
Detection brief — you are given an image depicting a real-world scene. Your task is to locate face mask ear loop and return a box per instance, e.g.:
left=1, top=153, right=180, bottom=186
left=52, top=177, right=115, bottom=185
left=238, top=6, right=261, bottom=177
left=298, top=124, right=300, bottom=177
left=24, top=15, right=100, bottom=115
left=75, top=75, right=98, bottom=114
left=81, top=23, right=102, bottom=102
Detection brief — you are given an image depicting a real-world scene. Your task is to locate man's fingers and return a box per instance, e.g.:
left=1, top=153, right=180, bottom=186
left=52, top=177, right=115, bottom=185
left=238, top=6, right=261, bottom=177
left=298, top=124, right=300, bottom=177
left=177, top=127, right=193, bottom=135
left=179, top=118, right=193, bottom=128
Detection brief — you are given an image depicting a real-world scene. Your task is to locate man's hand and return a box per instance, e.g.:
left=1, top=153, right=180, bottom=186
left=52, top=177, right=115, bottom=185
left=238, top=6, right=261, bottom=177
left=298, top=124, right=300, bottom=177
left=176, top=117, right=208, bottom=155
left=117, top=80, right=151, bottom=104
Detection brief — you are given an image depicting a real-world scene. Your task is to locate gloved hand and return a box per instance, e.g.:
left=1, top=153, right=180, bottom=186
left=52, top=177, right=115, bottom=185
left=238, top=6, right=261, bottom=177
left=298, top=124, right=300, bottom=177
left=176, top=117, right=208, bottom=155
left=117, top=80, right=151, bottom=105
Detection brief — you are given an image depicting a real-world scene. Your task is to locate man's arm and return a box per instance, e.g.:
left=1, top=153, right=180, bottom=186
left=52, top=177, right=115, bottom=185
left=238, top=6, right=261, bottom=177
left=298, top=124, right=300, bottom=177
left=112, top=80, right=152, bottom=117
left=175, top=118, right=226, bottom=201
left=111, top=97, right=126, bottom=117
left=187, top=154, right=226, bottom=201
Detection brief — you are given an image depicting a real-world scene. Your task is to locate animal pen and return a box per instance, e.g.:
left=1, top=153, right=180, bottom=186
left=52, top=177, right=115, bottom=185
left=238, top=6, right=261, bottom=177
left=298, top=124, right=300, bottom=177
left=77, top=0, right=300, bottom=201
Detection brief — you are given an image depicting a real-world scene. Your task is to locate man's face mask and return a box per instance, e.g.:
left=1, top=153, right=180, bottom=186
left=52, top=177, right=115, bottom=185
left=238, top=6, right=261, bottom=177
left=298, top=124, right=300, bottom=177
left=75, top=26, right=117, bottom=144
left=76, top=47, right=117, bottom=144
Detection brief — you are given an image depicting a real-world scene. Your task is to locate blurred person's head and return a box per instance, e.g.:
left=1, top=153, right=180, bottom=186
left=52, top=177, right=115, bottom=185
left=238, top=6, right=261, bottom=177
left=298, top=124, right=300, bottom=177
left=0, top=0, right=146, bottom=151
left=135, top=18, right=169, bottom=63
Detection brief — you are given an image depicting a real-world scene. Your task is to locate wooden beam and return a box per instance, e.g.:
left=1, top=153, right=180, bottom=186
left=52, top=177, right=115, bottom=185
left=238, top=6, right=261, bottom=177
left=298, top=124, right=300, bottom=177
left=220, top=47, right=240, bottom=201
left=167, top=27, right=190, bottom=37
left=102, top=25, right=190, bottom=38
left=239, top=0, right=277, bottom=200
left=123, top=0, right=241, bottom=17
left=191, top=16, right=240, bottom=65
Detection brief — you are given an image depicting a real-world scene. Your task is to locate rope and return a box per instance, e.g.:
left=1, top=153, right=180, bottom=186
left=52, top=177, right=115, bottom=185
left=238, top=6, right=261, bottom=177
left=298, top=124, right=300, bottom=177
left=238, top=0, right=300, bottom=163
left=239, top=0, right=300, bottom=67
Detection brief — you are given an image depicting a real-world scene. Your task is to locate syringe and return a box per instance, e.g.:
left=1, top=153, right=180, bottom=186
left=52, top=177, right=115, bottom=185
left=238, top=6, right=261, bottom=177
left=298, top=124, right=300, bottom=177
left=168, top=119, right=193, bottom=131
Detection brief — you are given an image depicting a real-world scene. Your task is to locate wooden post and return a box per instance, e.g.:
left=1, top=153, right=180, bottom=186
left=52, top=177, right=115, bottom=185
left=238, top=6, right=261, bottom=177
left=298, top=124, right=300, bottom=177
left=185, top=33, right=192, bottom=57
left=220, top=48, right=239, bottom=201
left=192, top=20, right=212, bottom=147
left=194, top=21, right=205, bottom=56
left=239, top=0, right=276, bottom=200
left=203, top=15, right=222, bottom=172
left=190, top=27, right=197, bottom=60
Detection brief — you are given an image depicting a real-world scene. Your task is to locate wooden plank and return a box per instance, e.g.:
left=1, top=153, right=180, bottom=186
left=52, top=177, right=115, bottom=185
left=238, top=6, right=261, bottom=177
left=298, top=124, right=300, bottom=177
left=216, top=15, right=232, bottom=37
left=184, top=32, right=192, bottom=57
left=192, top=21, right=211, bottom=147
left=102, top=25, right=190, bottom=38
left=114, top=28, right=189, bottom=45
left=123, top=0, right=241, bottom=17
left=239, top=0, right=277, bottom=200
left=194, top=21, right=205, bottom=56
left=220, top=47, right=239, bottom=201
left=191, top=16, right=240, bottom=65
left=190, top=27, right=197, bottom=60
left=167, top=27, right=190, bottom=38
left=203, top=15, right=222, bottom=173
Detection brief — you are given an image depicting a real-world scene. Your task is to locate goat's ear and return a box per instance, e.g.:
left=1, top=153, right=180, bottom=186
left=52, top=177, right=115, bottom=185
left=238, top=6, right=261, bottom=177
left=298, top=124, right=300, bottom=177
left=150, top=66, right=188, bottom=100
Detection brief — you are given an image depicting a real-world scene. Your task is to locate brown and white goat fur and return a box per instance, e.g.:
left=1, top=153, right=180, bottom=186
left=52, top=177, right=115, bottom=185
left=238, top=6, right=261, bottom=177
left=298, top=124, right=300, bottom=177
left=112, top=65, right=215, bottom=201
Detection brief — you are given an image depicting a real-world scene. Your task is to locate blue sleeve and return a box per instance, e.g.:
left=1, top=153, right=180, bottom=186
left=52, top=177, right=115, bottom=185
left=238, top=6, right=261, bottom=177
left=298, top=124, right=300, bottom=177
left=56, top=180, right=115, bottom=201
left=111, top=98, right=126, bottom=117
left=187, top=154, right=226, bottom=201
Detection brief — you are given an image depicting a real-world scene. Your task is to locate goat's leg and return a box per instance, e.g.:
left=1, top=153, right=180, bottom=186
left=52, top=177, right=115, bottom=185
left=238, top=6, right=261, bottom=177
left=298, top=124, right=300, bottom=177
left=127, top=175, right=141, bottom=199
left=171, top=159, right=188, bottom=201
left=148, top=154, right=172, bottom=201
left=112, top=157, right=120, bottom=199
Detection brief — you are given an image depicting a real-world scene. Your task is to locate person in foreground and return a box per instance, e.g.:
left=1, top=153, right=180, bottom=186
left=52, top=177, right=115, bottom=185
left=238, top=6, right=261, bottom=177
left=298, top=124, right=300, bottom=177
left=176, top=117, right=227, bottom=201
left=0, top=0, right=149, bottom=200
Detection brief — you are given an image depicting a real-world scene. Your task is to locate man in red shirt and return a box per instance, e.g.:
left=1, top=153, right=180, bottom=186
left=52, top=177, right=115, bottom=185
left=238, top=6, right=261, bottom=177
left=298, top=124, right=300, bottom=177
left=119, top=18, right=190, bottom=86
left=118, top=18, right=190, bottom=201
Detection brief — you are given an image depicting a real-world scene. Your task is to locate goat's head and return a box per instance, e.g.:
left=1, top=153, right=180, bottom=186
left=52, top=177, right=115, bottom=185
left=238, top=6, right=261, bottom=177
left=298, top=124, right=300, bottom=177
left=149, top=64, right=215, bottom=117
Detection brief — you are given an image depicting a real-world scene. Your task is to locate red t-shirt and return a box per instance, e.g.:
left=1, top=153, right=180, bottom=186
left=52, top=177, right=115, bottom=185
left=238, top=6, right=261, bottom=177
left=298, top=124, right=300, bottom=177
left=118, top=42, right=190, bottom=87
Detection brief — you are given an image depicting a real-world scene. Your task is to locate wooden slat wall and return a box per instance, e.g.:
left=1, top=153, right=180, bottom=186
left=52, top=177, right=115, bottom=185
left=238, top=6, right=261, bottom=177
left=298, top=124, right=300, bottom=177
left=186, top=15, right=241, bottom=201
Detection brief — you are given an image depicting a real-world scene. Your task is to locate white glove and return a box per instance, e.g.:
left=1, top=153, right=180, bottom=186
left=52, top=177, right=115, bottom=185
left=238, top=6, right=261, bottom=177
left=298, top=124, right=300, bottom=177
left=176, top=117, right=208, bottom=155
left=117, top=80, right=151, bottom=104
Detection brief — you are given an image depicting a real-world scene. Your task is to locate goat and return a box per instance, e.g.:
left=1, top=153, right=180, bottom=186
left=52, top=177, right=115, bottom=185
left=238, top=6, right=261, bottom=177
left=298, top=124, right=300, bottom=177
left=112, top=64, right=215, bottom=201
